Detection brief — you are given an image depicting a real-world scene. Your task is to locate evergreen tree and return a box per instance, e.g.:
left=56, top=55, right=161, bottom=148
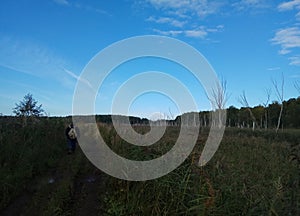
left=13, top=93, right=44, bottom=118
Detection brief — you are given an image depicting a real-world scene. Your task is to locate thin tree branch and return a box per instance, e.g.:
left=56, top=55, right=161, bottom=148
left=272, top=74, right=284, bottom=133
left=295, top=81, right=300, bottom=94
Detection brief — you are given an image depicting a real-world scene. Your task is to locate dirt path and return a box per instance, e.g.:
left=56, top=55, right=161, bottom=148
left=0, top=192, right=31, bottom=216
left=0, top=165, right=61, bottom=216
left=70, top=169, right=107, bottom=216
left=0, top=151, right=108, bottom=216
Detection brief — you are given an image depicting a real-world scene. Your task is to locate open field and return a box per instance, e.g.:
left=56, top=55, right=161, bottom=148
left=0, top=117, right=299, bottom=215
left=2, top=1, right=300, bottom=215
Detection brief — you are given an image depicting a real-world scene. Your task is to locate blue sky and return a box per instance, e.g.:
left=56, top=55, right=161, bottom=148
left=0, top=0, right=300, bottom=118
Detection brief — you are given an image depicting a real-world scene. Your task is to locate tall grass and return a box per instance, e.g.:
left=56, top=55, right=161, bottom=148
left=0, top=117, right=66, bottom=210
left=102, top=127, right=300, bottom=215
left=0, top=118, right=299, bottom=215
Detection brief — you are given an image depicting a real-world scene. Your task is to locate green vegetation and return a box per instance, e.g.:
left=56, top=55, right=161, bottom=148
left=96, top=97, right=300, bottom=130
left=0, top=117, right=65, bottom=210
left=13, top=93, right=44, bottom=117
left=103, top=126, right=299, bottom=215
left=0, top=116, right=299, bottom=215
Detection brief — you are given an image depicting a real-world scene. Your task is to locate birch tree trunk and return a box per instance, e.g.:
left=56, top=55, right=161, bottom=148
left=276, top=104, right=283, bottom=133
left=272, top=74, right=284, bottom=134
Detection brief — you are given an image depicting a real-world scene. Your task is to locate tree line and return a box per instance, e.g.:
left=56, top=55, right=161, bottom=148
left=10, top=91, right=300, bottom=129
left=226, top=97, right=300, bottom=129
left=94, top=95, right=300, bottom=130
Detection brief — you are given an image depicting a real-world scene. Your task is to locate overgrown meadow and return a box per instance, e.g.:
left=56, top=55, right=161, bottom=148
left=0, top=116, right=299, bottom=215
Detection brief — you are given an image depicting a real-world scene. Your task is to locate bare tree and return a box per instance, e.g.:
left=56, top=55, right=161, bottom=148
left=168, top=108, right=175, bottom=126
left=262, top=88, right=271, bottom=130
left=238, top=91, right=256, bottom=131
left=208, top=79, right=229, bottom=128
left=209, top=79, right=229, bottom=110
left=272, top=74, right=284, bottom=133
left=295, top=81, right=300, bottom=94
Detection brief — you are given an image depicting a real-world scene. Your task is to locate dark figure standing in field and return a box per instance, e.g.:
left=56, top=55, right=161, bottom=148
left=65, top=123, right=77, bottom=154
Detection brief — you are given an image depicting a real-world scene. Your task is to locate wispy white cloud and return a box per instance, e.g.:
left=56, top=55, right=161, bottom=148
left=73, top=3, right=110, bottom=16
left=0, top=63, right=35, bottom=76
left=278, top=0, right=300, bottom=11
left=146, top=1, right=270, bottom=41
left=289, top=55, right=300, bottom=65
left=278, top=0, right=300, bottom=20
left=296, top=11, right=300, bottom=19
left=146, top=0, right=272, bottom=20
left=153, top=25, right=223, bottom=39
left=0, top=36, right=84, bottom=89
left=207, top=25, right=224, bottom=32
left=146, top=16, right=186, bottom=27
left=147, top=0, right=190, bottom=9
left=274, top=1, right=300, bottom=66
left=185, top=29, right=207, bottom=38
left=53, top=0, right=69, bottom=6
left=144, top=1, right=226, bottom=41
left=153, top=29, right=183, bottom=37
left=146, top=0, right=222, bottom=18
left=0, top=36, right=66, bottom=77
left=63, top=68, right=96, bottom=92
left=63, top=68, right=80, bottom=80
left=267, top=67, right=281, bottom=71
left=53, top=0, right=110, bottom=16
left=232, top=0, right=271, bottom=11
left=271, top=27, right=300, bottom=55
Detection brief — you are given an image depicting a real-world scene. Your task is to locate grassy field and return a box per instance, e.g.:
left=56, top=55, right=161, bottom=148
left=0, top=117, right=299, bottom=215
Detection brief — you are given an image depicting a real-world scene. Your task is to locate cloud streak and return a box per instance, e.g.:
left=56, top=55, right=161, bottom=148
left=146, top=0, right=222, bottom=18
left=278, top=0, right=300, bottom=20
left=152, top=25, right=223, bottom=39
left=63, top=68, right=96, bottom=92
left=278, top=0, right=300, bottom=11
left=0, top=36, right=84, bottom=89
left=273, top=1, right=300, bottom=66
left=147, top=0, right=271, bottom=17
left=267, top=67, right=281, bottom=71
left=0, top=36, right=66, bottom=77
left=185, top=29, right=208, bottom=38
left=146, top=16, right=186, bottom=27
left=289, top=56, right=300, bottom=65
left=53, top=0, right=69, bottom=6
left=53, top=0, right=110, bottom=16
left=145, top=1, right=226, bottom=39
left=271, top=27, right=300, bottom=55
left=232, top=0, right=271, bottom=11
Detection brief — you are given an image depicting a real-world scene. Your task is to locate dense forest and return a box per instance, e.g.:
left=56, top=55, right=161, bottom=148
left=225, top=96, right=300, bottom=129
